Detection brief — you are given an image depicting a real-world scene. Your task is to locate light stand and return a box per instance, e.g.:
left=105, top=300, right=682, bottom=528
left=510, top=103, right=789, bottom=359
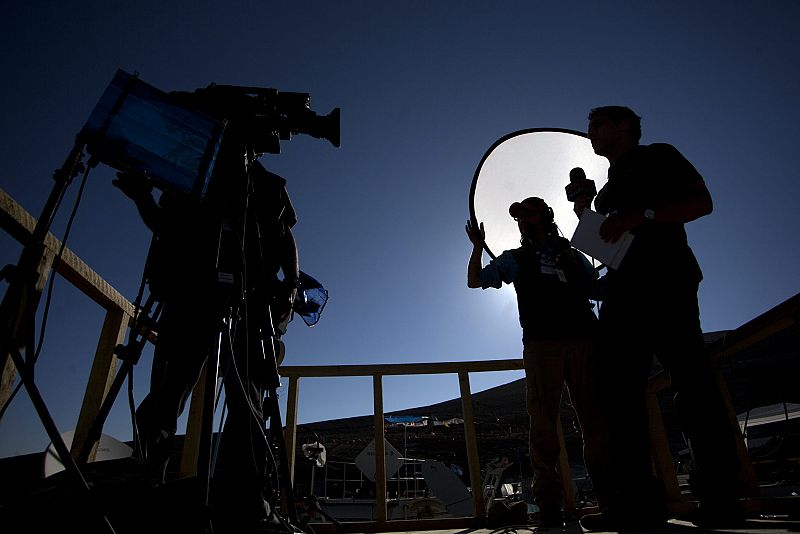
left=300, top=438, right=342, bottom=531
left=0, top=139, right=117, bottom=533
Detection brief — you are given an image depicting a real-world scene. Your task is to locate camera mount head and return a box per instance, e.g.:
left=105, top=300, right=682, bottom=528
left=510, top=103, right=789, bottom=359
left=174, top=83, right=340, bottom=156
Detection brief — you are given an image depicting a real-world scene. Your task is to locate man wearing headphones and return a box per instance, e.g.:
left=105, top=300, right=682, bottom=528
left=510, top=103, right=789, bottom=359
left=466, top=197, right=608, bottom=528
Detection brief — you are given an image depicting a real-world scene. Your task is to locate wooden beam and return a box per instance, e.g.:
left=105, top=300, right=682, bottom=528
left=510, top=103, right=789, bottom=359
left=0, top=187, right=135, bottom=316
left=373, top=374, right=387, bottom=522
left=0, top=246, right=54, bottom=415
left=180, top=365, right=209, bottom=478
left=647, top=387, right=683, bottom=503
left=280, top=358, right=523, bottom=378
left=706, top=293, right=799, bottom=361
left=715, top=372, right=760, bottom=498
left=284, top=374, right=300, bottom=483
left=70, top=307, right=126, bottom=462
left=557, top=422, right=576, bottom=513
left=459, top=371, right=484, bottom=519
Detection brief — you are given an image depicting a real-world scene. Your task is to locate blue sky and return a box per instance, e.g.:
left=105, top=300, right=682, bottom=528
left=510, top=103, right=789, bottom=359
left=1, top=1, right=799, bottom=458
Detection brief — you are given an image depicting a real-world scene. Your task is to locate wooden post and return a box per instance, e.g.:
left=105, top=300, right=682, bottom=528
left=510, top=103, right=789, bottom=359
left=284, top=374, right=300, bottom=483
left=180, top=364, right=209, bottom=477
left=0, top=247, right=55, bottom=416
left=557, top=421, right=576, bottom=513
left=459, top=371, right=484, bottom=519
left=373, top=373, right=387, bottom=522
left=716, top=373, right=760, bottom=498
left=646, top=388, right=683, bottom=503
left=70, top=306, right=127, bottom=462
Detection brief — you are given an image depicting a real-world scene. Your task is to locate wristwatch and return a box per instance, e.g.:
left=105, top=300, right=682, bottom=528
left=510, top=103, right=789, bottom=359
left=643, top=209, right=655, bottom=221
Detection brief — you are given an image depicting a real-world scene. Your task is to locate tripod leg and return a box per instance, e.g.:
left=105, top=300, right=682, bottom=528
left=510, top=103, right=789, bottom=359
left=257, top=303, right=301, bottom=525
left=0, top=332, right=117, bottom=534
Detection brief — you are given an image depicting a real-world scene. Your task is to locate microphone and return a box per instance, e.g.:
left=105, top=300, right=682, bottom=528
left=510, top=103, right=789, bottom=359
left=565, top=167, right=597, bottom=202
left=569, top=167, right=586, bottom=182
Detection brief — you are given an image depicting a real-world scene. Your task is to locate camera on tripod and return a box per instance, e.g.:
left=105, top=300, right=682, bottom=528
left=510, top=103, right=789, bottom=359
left=80, top=69, right=340, bottom=199
left=181, top=83, right=340, bottom=157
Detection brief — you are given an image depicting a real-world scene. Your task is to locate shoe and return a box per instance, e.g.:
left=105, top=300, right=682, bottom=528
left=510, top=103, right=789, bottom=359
left=688, top=500, right=747, bottom=528
left=488, top=500, right=531, bottom=528
left=532, top=507, right=563, bottom=529
left=579, top=508, right=667, bottom=532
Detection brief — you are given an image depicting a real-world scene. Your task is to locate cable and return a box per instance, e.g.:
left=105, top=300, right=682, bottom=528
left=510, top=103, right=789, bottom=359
left=223, top=303, right=270, bottom=444
left=32, top=163, right=92, bottom=365
left=126, top=250, right=153, bottom=461
left=233, top=182, right=271, bottom=476
left=126, top=364, right=143, bottom=460
left=209, top=161, right=295, bottom=528
left=214, top=259, right=276, bottom=477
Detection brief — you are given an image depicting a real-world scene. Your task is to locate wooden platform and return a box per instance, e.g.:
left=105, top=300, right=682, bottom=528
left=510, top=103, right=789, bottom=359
left=351, top=520, right=800, bottom=534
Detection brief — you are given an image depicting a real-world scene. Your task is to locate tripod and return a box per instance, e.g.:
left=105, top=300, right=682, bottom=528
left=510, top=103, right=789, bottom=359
left=75, top=160, right=303, bottom=532
left=2, top=72, right=337, bottom=534
left=76, top=232, right=296, bottom=532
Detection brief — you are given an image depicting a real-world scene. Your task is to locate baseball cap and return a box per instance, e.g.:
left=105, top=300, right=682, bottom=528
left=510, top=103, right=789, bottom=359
left=509, top=197, right=545, bottom=218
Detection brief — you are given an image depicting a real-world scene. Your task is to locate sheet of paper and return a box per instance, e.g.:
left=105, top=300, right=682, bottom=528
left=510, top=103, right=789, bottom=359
left=569, top=209, right=634, bottom=270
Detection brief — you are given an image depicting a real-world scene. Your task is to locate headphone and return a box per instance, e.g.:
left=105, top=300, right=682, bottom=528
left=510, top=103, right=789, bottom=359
left=511, top=197, right=553, bottom=220
left=541, top=204, right=554, bottom=223
left=528, top=197, right=554, bottom=223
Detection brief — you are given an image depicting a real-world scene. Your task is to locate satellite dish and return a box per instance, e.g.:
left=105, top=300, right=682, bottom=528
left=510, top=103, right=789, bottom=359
left=302, top=441, right=327, bottom=468
left=470, top=128, right=609, bottom=258
left=42, top=430, right=133, bottom=477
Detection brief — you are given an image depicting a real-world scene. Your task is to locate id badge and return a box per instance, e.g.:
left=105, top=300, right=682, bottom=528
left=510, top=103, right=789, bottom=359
left=540, top=251, right=555, bottom=271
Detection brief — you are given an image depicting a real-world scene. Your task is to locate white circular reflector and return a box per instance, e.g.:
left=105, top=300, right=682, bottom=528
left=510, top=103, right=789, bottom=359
left=470, top=129, right=608, bottom=258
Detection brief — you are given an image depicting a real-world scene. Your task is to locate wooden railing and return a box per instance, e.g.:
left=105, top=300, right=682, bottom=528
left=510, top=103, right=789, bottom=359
left=0, top=187, right=136, bottom=463
left=278, top=359, right=525, bottom=527
left=2, top=186, right=797, bottom=532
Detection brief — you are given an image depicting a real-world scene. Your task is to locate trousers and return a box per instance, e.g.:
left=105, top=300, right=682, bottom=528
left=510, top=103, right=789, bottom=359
left=597, top=281, right=744, bottom=509
left=523, top=339, right=609, bottom=511
left=135, top=293, right=278, bottom=521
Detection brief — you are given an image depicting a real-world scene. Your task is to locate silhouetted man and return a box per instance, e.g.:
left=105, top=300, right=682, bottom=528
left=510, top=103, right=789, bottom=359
left=573, top=106, right=745, bottom=531
left=114, top=158, right=299, bottom=532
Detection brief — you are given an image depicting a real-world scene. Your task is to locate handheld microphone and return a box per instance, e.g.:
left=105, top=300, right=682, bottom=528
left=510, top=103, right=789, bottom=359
left=565, top=167, right=597, bottom=201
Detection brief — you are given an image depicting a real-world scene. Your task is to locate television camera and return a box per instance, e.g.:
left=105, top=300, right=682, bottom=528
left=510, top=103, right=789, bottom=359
left=175, top=82, right=340, bottom=157
left=80, top=69, right=339, bottom=200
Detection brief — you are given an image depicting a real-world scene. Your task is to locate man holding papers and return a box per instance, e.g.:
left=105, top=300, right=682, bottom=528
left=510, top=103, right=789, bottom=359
left=574, top=106, right=745, bottom=531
